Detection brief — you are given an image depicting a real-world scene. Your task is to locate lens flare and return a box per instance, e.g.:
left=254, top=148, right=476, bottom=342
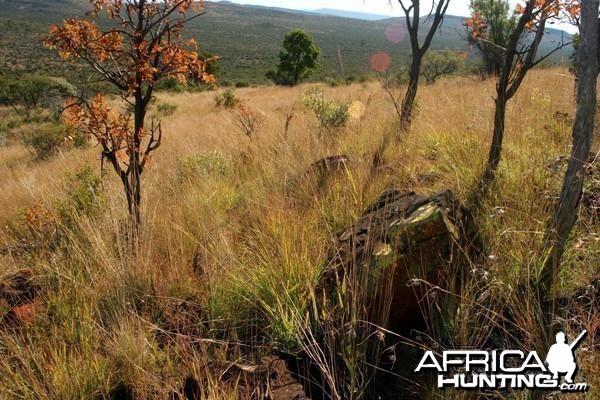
left=385, top=23, right=405, bottom=44
left=370, top=52, right=392, bottom=73
left=348, top=101, right=365, bottom=119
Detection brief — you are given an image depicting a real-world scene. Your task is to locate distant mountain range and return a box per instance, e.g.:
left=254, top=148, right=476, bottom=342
left=304, top=8, right=393, bottom=21
left=0, top=0, right=574, bottom=84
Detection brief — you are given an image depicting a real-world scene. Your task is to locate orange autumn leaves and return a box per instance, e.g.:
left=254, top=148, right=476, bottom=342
left=514, top=0, right=580, bottom=22
left=64, top=93, right=130, bottom=152
left=464, top=11, right=488, bottom=41
left=44, top=0, right=217, bottom=164
left=44, top=3, right=216, bottom=92
left=465, top=0, right=580, bottom=42
left=91, top=0, right=202, bottom=20
left=46, top=20, right=123, bottom=64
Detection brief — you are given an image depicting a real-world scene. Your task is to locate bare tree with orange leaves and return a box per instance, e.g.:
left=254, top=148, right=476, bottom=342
left=466, top=0, right=579, bottom=195
left=45, top=0, right=216, bottom=235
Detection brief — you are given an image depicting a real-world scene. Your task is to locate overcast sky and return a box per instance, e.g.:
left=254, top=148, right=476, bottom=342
left=210, top=0, right=577, bottom=33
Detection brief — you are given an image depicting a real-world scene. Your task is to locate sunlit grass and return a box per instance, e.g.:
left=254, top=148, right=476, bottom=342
left=0, top=68, right=597, bottom=398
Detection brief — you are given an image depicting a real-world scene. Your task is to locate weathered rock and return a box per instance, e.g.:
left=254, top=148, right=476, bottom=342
left=309, top=155, right=352, bottom=190
left=318, top=189, right=478, bottom=329
left=2, top=297, right=43, bottom=326
left=552, top=111, right=573, bottom=124
left=310, top=155, right=351, bottom=175
left=262, top=356, right=307, bottom=400
left=0, top=269, right=38, bottom=307
left=0, top=269, right=42, bottom=328
left=144, top=295, right=208, bottom=345
left=168, top=355, right=308, bottom=400
left=107, top=383, right=134, bottom=400
left=287, top=155, right=356, bottom=205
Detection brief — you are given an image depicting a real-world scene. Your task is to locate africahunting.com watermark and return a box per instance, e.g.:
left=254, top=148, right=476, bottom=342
left=415, top=330, right=588, bottom=392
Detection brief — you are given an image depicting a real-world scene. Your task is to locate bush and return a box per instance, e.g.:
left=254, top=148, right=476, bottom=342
left=21, top=123, right=88, bottom=160
left=58, top=164, right=103, bottom=219
left=302, top=88, right=350, bottom=133
left=324, top=77, right=343, bottom=87
left=345, top=74, right=359, bottom=84
left=235, top=80, right=250, bottom=88
left=230, top=104, right=264, bottom=139
left=177, top=151, right=230, bottom=179
left=214, top=89, right=241, bottom=109
left=359, top=74, right=376, bottom=84
left=0, top=75, right=77, bottom=120
left=156, top=101, right=177, bottom=116
left=22, top=124, right=67, bottom=160
left=265, top=69, right=294, bottom=86
left=421, top=49, right=464, bottom=84
left=155, top=77, right=185, bottom=92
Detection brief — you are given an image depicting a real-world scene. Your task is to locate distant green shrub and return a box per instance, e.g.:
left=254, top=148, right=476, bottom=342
left=177, top=151, right=230, bottom=179
left=345, top=74, right=359, bottom=84
left=215, top=89, right=241, bottom=109
left=156, top=101, right=177, bottom=116
left=302, top=88, right=350, bottom=133
left=324, top=77, right=343, bottom=87
left=395, top=68, right=410, bottom=86
left=359, top=74, right=376, bottom=84
left=235, top=80, right=250, bottom=88
left=22, top=123, right=87, bottom=160
left=58, top=164, right=103, bottom=219
left=22, top=124, right=67, bottom=160
left=421, top=49, right=464, bottom=84
left=0, top=75, right=76, bottom=120
left=155, top=77, right=185, bottom=92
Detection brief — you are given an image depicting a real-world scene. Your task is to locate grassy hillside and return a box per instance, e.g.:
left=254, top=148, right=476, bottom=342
left=0, top=68, right=597, bottom=398
left=0, top=0, right=574, bottom=84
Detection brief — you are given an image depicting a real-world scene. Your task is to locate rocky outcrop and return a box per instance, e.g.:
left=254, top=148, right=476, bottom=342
left=317, top=189, right=478, bottom=329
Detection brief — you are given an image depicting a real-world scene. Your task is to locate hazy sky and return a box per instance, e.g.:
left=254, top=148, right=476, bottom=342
left=211, top=0, right=577, bottom=33
left=212, top=0, right=470, bottom=17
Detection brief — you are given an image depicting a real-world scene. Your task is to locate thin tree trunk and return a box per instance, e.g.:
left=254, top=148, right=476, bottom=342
left=539, top=0, right=599, bottom=292
left=480, top=92, right=508, bottom=190
left=476, top=1, right=541, bottom=198
left=129, top=161, right=141, bottom=231
left=400, top=54, right=422, bottom=132
left=127, top=92, right=146, bottom=238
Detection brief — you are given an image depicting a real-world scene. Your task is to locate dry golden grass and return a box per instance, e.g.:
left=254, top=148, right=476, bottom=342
left=0, top=68, right=598, bottom=399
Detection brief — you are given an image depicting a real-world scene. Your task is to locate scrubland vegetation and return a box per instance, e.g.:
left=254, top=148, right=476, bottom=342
left=0, top=68, right=597, bottom=398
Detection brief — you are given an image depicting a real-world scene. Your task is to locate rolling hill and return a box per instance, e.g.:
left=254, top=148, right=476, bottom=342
left=0, top=0, right=574, bottom=84
left=304, top=8, right=392, bottom=21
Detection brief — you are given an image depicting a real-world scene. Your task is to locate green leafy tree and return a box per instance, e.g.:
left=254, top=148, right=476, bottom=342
left=0, top=75, right=76, bottom=120
left=268, top=30, right=320, bottom=85
left=467, top=0, right=517, bottom=76
left=199, top=51, right=221, bottom=79
left=421, top=49, right=464, bottom=84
